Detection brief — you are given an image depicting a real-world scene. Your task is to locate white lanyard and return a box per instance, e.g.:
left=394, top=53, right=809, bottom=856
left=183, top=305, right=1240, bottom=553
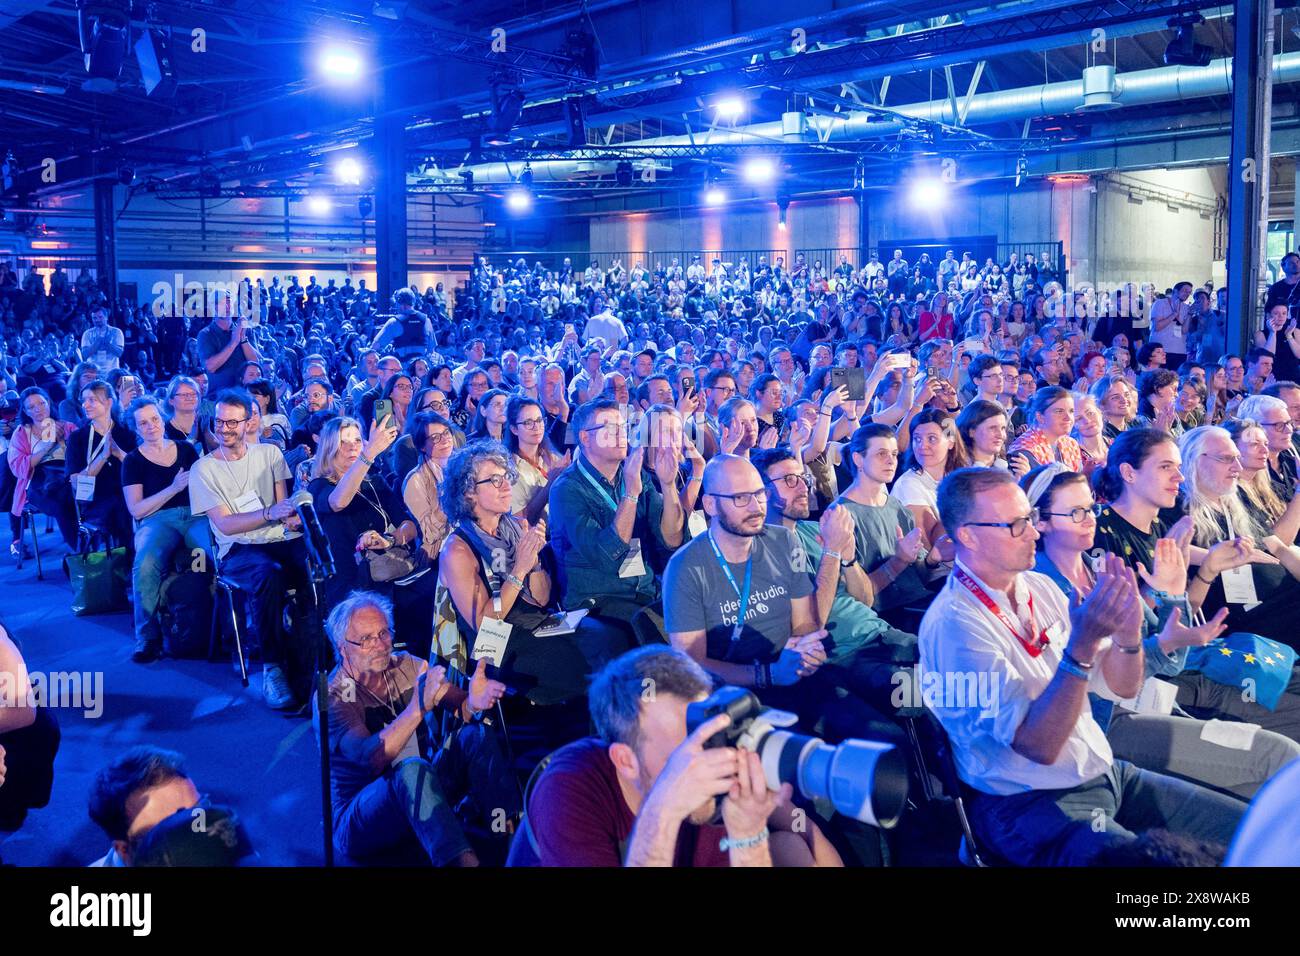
left=87, top=425, right=108, bottom=463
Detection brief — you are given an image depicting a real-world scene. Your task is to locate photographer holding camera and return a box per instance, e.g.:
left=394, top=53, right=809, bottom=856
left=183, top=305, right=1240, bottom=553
left=523, top=646, right=839, bottom=867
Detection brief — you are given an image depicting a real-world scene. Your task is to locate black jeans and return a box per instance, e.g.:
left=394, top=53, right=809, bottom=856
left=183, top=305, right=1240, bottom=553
left=25, top=463, right=79, bottom=549
left=220, top=537, right=315, bottom=675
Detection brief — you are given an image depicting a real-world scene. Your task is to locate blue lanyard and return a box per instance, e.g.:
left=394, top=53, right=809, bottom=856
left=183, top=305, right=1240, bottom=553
left=577, top=454, right=624, bottom=516
left=707, top=532, right=752, bottom=642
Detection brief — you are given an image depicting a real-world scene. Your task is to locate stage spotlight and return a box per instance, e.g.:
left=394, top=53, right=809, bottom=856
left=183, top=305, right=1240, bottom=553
left=335, top=157, right=364, bottom=185
left=116, top=165, right=135, bottom=185
left=319, top=47, right=363, bottom=81
left=704, top=185, right=727, bottom=206
left=78, top=0, right=131, bottom=92
left=307, top=195, right=333, bottom=214
left=358, top=196, right=374, bottom=218
left=506, top=188, right=533, bottom=212
left=1163, top=14, right=1212, bottom=67
left=461, top=170, right=475, bottom=192
left=909, top=178, right=947, bottom=209
left=743, top=156, right=776, bottom=184
left=519, top=165, right=534, bottom=189
left=714, top=95, right=745, bottom=120
left=777, top=193, right=790, bottom=229
left=615, top=161, right=634, bottom=187
left=487, top=85, right=526, bottom=146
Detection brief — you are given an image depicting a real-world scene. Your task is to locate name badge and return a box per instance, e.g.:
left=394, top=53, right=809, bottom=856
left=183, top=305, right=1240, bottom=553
left=687, top=511, right=708, bottom=539
left=1133, top=677, right=1178, bottom=716
left=74, top=474, right=96, bottom=502
left=619, top=537, right=647, bottom=579
left=1221, top=565, right=1259, bottom=609
left=473, top=617, right=512, bottom=668
left=233, top=490, right=263, bottom=514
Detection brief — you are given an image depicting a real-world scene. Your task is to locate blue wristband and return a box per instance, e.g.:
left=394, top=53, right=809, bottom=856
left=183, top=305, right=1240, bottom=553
left=719, top=826, right=770, bottom=853
left=1057, top=651, right=1091, bottom=681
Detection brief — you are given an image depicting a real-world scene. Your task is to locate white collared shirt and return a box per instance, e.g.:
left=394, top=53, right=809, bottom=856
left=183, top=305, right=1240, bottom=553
left=918, top=558, right=1117, bottom=795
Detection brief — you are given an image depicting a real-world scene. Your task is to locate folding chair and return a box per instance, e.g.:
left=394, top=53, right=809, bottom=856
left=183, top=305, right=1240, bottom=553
left=207, top=551, right=250, bottom=688
left=924, top=710, right=1007, bottom=867
left=15, top=504, right=44, bottom=579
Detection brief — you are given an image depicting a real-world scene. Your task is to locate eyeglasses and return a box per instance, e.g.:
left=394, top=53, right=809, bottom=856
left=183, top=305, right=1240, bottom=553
left=1261, top=420, right=1295, bottom=432
left=705, top=489, right=768, bottom=507
left=475, top=473, right=512, bottom=490
left=963, top=509, right=1040, bottom=537
left=515, top=417, right=546, bottom=429
left=427, top=430, right=452, bottom=445
left=768, top=473, right=812, bottom=490
left=344, top=629, right=393, bottom=649
left=1041, top=503, right=1102, bottom=524
left=392, top=383, right=414, bottom=392
left=214, top=417, right=248, bottom=430
left=1208, top=453, right=1243, bottom=466
left=423, top=399, right=450, bottom=411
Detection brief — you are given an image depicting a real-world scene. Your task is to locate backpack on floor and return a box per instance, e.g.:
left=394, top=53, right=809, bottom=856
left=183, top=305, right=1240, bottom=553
left=160, top=570, right=214, bottom=659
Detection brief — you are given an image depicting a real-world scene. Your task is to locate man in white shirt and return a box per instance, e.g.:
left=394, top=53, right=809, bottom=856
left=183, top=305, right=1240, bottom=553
left=451, top=338, right=486, bottom=393
left=920, top=467, right=1244, bottom=865
left=190, top=388, right=313, bottom=711
left=81, top=305, right=124, bottom=374
left=584, top=302, right=628, bottom=349
left=1149, top=281, right=1192, bottom=368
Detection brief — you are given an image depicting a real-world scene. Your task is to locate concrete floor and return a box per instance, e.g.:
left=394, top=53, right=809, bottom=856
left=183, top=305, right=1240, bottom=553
left=0, top=525, right=324, bottom=866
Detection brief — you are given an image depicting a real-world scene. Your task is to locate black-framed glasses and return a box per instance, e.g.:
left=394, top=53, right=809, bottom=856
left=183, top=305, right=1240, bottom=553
left=768, top=472, right=813, bottom=490
left=1041, top=504, right=1101, bottom=524
left=344, top=629, right=393, bottom=649
left=705, top=489, right=768, bottom=507
left=1262, top=420, right=1295, bottom=432
left=474, top=473, right=512, bottom=490
left=963, top=508, right=1040, bottom=537
left=423, top=399, right=450, bottom=411
left=214, top=417, right=248, bottom=430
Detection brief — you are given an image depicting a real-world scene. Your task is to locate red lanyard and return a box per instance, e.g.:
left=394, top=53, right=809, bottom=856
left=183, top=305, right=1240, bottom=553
left=954, top=567, right=1050, bottom=657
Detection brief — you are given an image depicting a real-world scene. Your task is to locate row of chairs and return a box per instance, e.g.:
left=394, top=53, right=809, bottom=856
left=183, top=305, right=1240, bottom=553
left=14, top=503, right=1004, bottom=866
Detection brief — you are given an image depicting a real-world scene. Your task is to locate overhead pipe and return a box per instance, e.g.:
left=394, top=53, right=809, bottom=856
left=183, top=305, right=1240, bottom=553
left=442, top=51, right=1300, bottom=184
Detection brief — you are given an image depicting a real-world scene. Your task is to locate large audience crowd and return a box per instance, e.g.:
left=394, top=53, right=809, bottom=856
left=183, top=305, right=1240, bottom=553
left=2, top=245, right=1300, bottom=867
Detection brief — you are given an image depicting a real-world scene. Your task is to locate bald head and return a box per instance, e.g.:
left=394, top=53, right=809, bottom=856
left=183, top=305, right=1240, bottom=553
left=702, top=454, right=760, bottom=497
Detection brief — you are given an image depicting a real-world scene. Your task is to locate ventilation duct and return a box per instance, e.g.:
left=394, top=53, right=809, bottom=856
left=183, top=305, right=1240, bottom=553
left=1078, top=65, right=1120, bottom=111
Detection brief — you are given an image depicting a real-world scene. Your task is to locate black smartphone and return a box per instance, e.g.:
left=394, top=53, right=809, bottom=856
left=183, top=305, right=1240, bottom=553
left=373, top=399, right=394, bottom=424
left=681, top=376, right=694, bottom=394
left=830, top=366, right=866, bottom=402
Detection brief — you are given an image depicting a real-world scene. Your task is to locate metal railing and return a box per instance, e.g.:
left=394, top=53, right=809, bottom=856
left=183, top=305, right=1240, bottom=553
left=476, top=242, right=1066, bottom=278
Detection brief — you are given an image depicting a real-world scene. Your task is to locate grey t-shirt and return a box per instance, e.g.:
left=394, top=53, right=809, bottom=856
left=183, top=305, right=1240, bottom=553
left=196, top=321, right=244, bottom=392
left=663, top=524, right=813, bottom=664
left=190, top=443, right=296, bottom=557
left=836, top=496, right=930, bottom=610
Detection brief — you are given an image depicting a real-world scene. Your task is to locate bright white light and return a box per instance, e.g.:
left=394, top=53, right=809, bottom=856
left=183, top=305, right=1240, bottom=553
left=307, top=195, right=333, bottom=214
left=704, top=186, right=727, bottom=206
left=778, top=218, right=787, bottom=231
left=506, top=189, right=533, bottom=212
left=743, top=157, right=776, bottom=183
left=714, top=96, right=745, bottom=119
left=909, top=178, right=947, bottom=209
left=335, top=157, right=363, bottom=185
left=319, top=47, right=363, bottom=81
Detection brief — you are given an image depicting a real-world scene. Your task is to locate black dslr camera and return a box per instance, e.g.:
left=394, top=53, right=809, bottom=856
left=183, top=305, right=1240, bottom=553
left=685, top=686, right=908, bottom=828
